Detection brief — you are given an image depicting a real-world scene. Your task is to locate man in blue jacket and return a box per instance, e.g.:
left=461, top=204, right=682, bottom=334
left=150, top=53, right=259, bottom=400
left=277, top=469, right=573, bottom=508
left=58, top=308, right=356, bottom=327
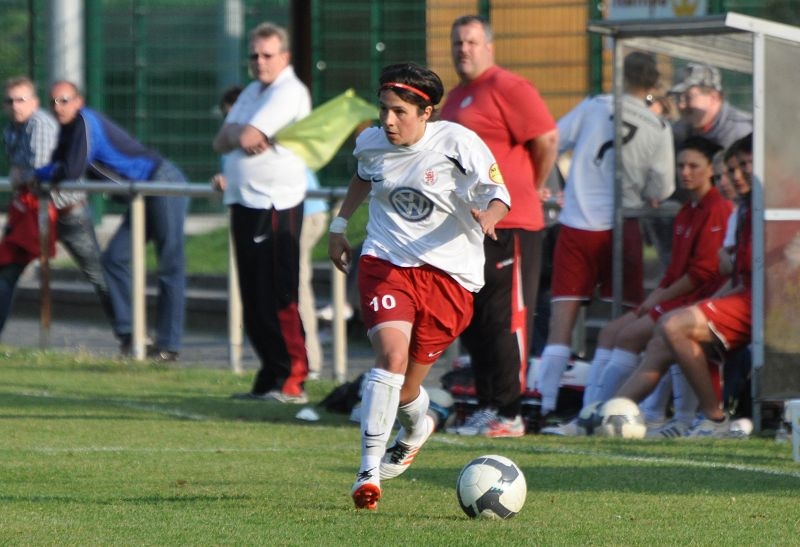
left=35, top=80, right=188, bottom=361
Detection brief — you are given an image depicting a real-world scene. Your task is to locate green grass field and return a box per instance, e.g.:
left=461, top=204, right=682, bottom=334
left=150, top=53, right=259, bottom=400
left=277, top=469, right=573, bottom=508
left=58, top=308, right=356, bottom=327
left=2, top=349, right=800, bottom=546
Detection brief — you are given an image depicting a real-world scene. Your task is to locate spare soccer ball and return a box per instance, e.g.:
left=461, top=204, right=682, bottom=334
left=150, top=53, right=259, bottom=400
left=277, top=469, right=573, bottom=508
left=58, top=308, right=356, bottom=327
left=576, top=400, right=604, bottom=436
left=596, top=397, right=647, bottom=439
left=456, top=455, right=526, bottom=519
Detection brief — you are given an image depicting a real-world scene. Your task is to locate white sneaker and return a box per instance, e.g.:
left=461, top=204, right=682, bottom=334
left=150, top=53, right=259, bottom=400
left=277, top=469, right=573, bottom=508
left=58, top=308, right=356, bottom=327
left=456, top=408, right=497, bottom=436
left=686, top=415, right=734, bottom=438
left=262, top=390, right=309, bottom=405
left=380, top=414, right=435, bottom=480
left=351, top=467, right=381, bottom=510
left=541, top=418, right=580, bottom=436
left=482, top=414, right=526, bottom=438
left=646, top=418, right=691, bottom=439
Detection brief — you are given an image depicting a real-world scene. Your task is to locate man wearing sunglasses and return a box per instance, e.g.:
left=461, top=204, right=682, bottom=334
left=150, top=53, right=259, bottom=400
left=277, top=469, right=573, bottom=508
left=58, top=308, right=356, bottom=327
left=213, top=22, right=311, bottom=404
left=33, top=80, right=189, bottom=362
left=1, top=76, right=113, bottom=337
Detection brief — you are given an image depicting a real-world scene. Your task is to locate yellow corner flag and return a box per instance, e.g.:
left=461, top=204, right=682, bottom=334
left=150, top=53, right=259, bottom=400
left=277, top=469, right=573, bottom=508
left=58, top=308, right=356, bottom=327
left=274, top=89, right=378, bottom=172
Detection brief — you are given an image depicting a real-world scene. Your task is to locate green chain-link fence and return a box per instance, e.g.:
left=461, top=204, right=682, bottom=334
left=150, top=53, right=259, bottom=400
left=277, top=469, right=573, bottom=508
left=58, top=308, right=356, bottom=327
left=0, top=0, right=798, bottom=213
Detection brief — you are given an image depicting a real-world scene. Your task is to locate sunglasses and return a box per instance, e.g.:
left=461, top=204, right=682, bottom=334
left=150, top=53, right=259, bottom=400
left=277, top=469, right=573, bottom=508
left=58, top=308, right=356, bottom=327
left=3, top=95, right=31, bottom=105
left=52, top=96, right=75, bottom=105
left=248, top=51, right=282, bottom=61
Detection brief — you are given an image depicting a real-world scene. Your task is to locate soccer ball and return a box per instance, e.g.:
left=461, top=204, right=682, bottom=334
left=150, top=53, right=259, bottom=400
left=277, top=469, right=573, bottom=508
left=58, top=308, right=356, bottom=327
left=576, top=401, right=604, bottom=436
left=456, top=455, right=526, bottom=519
left=596, top=397, right=647, bottom=439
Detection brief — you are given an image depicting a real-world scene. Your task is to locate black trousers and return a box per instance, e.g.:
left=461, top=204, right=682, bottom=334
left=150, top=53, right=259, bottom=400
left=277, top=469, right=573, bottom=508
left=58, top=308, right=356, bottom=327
left=230, top=203, right=308, bottom=395
left=461, top=228, right=544, bottom=418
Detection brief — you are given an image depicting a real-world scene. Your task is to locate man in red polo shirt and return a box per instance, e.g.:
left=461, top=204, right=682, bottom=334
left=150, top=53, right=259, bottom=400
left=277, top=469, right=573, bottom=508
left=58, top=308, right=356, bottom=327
left=441, top=14, right=558, bottom=437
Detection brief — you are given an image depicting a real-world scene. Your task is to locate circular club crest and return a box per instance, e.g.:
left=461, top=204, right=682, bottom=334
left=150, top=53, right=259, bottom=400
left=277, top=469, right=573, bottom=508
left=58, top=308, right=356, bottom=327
left=389, top=187, right=433, bottom=222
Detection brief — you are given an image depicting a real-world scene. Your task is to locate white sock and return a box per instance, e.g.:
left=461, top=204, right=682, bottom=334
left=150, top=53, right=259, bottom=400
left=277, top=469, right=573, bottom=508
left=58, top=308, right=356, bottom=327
left=396, top=387, right=430, bottom=446
left=537, top=344, right=571, bottom=414
left=597, top=349, right=640, bottom=401
left=640, top=373, right=672, bottom=425
left=671, top=365, right=699, bottom=426
left=584, top=347, right=612, bottom=406
left=359, top=368, right=404, bottom=474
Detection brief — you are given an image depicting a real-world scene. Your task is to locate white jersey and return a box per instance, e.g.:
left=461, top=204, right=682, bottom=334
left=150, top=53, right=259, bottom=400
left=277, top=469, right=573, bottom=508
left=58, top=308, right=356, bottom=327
left=223, top=66, right=311, bottom=210
left=355, top=121, right=511, bottom=292
left=557, top=94, right=675, bottom=231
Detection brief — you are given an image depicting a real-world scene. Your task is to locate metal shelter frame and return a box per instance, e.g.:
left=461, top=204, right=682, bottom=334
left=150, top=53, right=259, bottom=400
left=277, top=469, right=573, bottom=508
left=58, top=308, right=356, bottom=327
left=588, top=12, right=800, bottom=431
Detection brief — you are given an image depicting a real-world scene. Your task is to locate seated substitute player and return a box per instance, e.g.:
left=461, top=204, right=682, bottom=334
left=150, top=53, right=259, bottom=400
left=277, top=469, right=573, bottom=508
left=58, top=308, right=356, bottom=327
left=614, top=133, right=753, bottom=438
left=637, top=147, right=737, bottom=435
left=543, top=136, right=733, bottom=435
left=328, top=62, right=510, bottom=510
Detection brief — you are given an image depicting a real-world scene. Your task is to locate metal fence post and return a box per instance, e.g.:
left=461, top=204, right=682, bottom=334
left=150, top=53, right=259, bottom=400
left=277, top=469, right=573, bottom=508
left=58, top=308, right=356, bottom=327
left=130, top=193, right=147, bottom=360
left=37, top=191, right=52, bottom=348
left=227, top=210, right=243, bottom=374
left=331, top=265, right=347, bottom=384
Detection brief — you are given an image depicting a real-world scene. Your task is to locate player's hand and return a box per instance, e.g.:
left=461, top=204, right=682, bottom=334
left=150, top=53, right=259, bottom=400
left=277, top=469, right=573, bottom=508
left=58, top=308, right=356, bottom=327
left=471, top=200, right=509, bottom=241
left=635, top=288, right=664, bottom=317
left=472, top=208, right=500, bottom=240
left=328, top=233, right=352, bottom=274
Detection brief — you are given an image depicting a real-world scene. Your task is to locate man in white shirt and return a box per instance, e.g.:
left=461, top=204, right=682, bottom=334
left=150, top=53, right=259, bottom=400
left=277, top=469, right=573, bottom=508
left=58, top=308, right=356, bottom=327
left=213, top=22, right=312, bottom=403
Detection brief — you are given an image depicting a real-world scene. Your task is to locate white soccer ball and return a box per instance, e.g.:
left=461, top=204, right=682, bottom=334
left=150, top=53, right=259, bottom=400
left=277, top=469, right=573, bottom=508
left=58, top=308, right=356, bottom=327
left=456, top=454, right=527, bottom=519
left=597, top=397, right=647, bottom=439
left=576, top=401, right=604, bottom=436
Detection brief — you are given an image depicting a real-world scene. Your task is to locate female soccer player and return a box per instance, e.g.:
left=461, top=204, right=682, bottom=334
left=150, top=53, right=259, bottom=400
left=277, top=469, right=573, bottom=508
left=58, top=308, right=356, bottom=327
left=328, top=62, right=510, bottom=510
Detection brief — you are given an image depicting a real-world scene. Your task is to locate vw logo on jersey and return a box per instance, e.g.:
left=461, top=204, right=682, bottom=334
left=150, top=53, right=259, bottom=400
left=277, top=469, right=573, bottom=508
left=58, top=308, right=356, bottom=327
left=389, top=187, right=433, bottom=222
left=460, top=96, right=473, bottom=108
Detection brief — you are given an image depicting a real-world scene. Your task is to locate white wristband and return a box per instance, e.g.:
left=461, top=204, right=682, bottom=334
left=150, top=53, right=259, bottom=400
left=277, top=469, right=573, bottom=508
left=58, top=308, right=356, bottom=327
left=329, top=216, right=348, bottom=234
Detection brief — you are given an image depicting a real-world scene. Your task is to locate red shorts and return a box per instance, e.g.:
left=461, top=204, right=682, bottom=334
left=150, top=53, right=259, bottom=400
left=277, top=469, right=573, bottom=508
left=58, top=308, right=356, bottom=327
left=357, top=255, right=474, bottom=365
left=697, top=287, right=752, bottom=351
left=551, top=221, right=644, bottom=306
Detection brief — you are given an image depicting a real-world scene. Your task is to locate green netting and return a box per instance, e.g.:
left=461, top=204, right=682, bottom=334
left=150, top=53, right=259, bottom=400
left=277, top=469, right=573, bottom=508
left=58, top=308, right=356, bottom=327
left=0, top=0, right=798, bottom=213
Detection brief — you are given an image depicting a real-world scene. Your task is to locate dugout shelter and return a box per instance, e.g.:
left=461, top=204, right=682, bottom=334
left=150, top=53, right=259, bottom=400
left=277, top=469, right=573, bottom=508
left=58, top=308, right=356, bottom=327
left=588, top=13, right=800, bottom=430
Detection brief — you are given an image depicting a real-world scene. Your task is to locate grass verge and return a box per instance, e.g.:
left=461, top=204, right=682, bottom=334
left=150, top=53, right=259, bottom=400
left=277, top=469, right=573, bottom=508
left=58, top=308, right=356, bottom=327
left=2, top=348, right=799, bottom=546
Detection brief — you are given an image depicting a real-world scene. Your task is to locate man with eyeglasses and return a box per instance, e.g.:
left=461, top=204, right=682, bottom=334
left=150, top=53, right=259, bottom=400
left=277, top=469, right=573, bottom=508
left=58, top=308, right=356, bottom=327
left=1, top=76, right=114, bottom=337
left=33, top=80, right=189, bottom=362
left=213, top=22, right=311, bottom=403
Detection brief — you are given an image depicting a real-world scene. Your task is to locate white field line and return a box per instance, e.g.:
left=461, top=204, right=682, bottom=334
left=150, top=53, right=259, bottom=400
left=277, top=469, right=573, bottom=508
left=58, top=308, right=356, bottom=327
left=435, top=436, right=800, bottom=481
left=10, top=392, right=800, bottom=480
left=533, top=444, right=800, bottom=480
left=13, top=437, right=800, bottom=481
left=23, top=446, right=288, bottom=454
left=115, top=401, right=209, bottom=421
left=14, top=389, right=210, bottom=421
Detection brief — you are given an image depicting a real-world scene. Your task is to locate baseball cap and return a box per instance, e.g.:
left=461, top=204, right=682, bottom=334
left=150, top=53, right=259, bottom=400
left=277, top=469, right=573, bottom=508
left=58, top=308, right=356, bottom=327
left=669, top=63, right=722, bottom=94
